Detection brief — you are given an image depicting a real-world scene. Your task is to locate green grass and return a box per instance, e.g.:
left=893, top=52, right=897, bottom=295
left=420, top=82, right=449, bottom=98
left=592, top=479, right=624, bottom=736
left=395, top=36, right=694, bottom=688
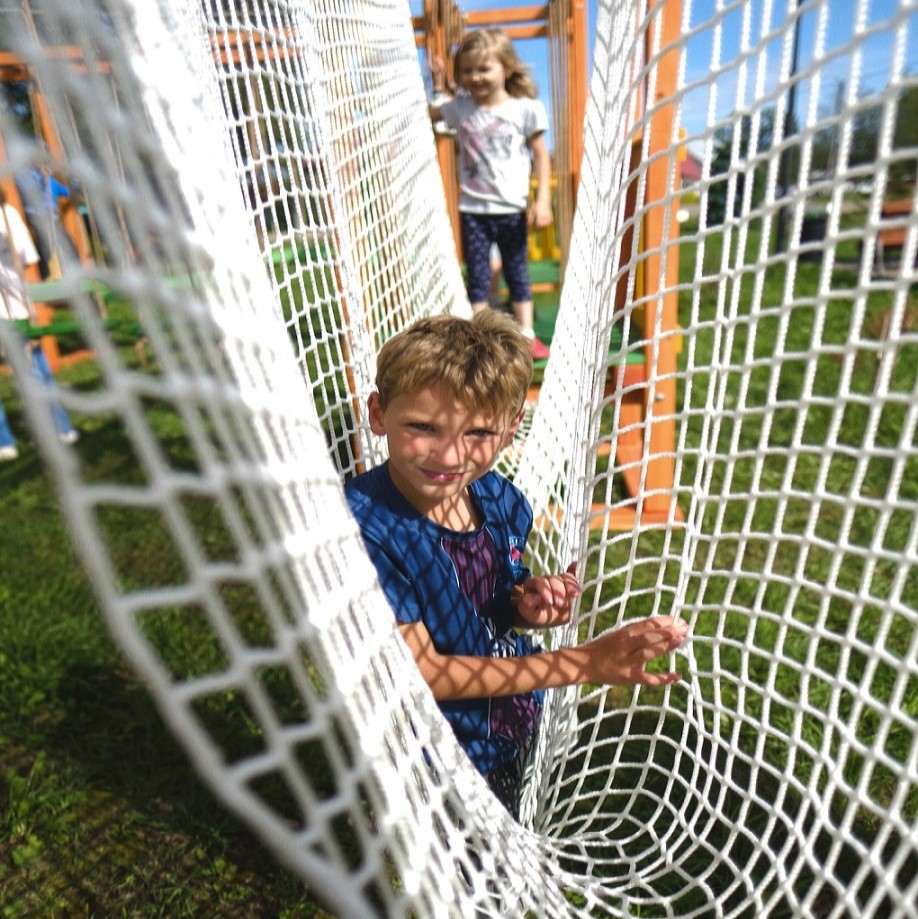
left=1, top=223, right=916, bottom=914
left=0, top=362, right=333, bottom=917
left=565, top=219, right=918, bottom=913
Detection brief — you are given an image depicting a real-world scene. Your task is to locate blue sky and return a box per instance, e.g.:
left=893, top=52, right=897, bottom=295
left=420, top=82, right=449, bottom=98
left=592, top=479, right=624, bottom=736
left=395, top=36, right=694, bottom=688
left=414, top=0, right=918, bottom=155
left=679, top=0, right=918, bottom=150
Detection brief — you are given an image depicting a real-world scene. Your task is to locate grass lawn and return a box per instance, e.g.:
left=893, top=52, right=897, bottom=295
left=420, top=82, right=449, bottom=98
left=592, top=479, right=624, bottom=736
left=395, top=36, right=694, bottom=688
left=563, top=216, right=918, bottom=910
left=0, top=216, right=915, bottom=914
left=0, top=359, right=332, bottom=916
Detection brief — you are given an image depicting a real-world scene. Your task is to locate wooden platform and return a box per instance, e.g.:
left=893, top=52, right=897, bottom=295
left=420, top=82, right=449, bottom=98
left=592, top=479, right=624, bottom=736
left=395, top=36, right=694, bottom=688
left=520, top=260, right=683, bottom=531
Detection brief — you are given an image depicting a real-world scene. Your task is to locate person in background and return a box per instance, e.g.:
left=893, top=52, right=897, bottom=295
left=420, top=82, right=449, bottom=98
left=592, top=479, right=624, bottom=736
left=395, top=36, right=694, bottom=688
left=429, top=29, right=553, bottom=361
left=0, top=186, right=78, bottom=460
left=16, top=159, right=79, bottom=280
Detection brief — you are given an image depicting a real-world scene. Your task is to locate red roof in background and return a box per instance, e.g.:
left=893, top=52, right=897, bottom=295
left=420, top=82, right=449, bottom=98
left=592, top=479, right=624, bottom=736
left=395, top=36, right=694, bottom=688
left=681, top=150, right=703, bottom=183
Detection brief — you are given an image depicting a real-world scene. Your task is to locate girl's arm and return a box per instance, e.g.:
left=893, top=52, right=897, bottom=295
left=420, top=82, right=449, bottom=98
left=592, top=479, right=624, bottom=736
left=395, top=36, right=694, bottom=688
left=428, top=55, right=453, bottom=122
left=398, top=616, right=688, bottom=701
left=527, top=132, right=553, bottom=230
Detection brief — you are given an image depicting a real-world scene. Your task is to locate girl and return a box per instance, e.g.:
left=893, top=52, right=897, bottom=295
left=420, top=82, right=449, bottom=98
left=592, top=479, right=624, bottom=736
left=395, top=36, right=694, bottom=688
left=430, top=29, right=553, bottom=360
left=0, top=186, right=78, bottom=459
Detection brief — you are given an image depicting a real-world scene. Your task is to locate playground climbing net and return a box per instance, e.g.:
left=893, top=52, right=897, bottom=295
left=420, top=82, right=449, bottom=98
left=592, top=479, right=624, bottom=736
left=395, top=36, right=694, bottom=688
left=1, top=0, right=916, bottom=915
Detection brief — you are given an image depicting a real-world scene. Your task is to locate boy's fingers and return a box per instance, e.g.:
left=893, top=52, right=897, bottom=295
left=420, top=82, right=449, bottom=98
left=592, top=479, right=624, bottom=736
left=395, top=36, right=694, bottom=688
left=555, top=576, right=581, bottom=604
left=528, top=580, right=555, bottom=608
left=562, top=564, right=581, bottom=597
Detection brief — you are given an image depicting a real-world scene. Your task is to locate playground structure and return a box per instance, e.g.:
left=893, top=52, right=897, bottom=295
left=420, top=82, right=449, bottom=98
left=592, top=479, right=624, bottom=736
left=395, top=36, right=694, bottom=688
left=1, top=1, right=916, bottom=916
left=0, top=55, right=93, bottom=274
left=0, top=35, right=111, bottom=371
left=415, top=0, right=682, bottom=527
left=0, top=0, right=684, bottom=529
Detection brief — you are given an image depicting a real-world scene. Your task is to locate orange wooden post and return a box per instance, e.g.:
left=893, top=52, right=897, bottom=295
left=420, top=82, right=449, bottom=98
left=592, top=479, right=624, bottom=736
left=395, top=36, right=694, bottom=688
left=416, top=0, right=464, bottom=259
left=566, top=0, right=587, bottom=212
left=0, top=116, right=63, bottom=372
left=638, top=0, right=682, bottom=524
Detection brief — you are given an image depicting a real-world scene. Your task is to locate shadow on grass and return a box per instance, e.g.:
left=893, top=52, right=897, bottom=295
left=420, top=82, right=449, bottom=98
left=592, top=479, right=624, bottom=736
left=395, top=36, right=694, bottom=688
left=0, top=409, right=329, bottom=916
left=49, top=662, right=230, bottom=825
left=0, top=657, right=328, bottom=915
left=548, top=707, right=915, bottom=918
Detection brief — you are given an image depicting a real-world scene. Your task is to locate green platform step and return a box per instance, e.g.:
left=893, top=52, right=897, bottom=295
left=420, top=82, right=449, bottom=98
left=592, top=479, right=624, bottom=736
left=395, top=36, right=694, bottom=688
left=11, top=316, right=140, bottom=341
left=17, top=259, right=646, bottom=378
left=491, top=259, right=646, bottom=374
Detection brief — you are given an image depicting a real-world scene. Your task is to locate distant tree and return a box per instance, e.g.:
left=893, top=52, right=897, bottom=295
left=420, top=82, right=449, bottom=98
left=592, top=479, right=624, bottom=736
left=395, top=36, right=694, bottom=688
left=894, top=86, right=918, bottom=150
left=811, top=87, right=918, bottom=193
left=891, top=86, right=918, bottom=192
left=850, top=103, right=882, bottom=167
left=706, top=107, right=778, bottom=225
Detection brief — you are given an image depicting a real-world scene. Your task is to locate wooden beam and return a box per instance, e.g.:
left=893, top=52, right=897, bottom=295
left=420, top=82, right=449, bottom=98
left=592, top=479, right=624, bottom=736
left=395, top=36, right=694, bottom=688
left=636, top=0, right=682, bottom=525
left=464, top=6, right=550, bottom=26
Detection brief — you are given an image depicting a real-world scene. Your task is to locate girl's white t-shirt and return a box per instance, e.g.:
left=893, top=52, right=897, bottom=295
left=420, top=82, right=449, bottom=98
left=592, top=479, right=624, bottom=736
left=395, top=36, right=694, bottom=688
left=0, top=203, right=40, bottom=321
left=438, top=94, right=549, bottom=215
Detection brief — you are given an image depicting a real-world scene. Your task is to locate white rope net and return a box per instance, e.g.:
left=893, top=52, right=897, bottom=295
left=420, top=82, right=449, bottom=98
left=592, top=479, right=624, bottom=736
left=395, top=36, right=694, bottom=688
left=1, top=0, right=916, bottom=915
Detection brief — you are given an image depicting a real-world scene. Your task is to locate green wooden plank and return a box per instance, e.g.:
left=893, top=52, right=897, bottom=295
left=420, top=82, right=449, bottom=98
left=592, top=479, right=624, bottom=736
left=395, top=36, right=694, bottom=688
left=27, top=278, right=110, bottom=303
left=533, top=301, right=646, bottom=363
left=9, top=316, right=135, bottom=341
left=527, top=258, right=561, bottom=286
left=28, top=272, right=204, bottom=305
left=268, top=240, right=330, bottom=267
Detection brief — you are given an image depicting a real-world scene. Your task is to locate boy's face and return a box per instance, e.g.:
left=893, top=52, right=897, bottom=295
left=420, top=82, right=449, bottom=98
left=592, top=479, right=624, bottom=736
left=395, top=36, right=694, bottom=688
left=368, top=386, right=523, bottom=521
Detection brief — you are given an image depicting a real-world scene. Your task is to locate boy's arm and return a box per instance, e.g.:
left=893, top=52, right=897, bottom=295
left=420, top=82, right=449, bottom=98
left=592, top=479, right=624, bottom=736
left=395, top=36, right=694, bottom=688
left=527, top=132, right=553, bottom=230
left=398, top=616, right=687, bottom=701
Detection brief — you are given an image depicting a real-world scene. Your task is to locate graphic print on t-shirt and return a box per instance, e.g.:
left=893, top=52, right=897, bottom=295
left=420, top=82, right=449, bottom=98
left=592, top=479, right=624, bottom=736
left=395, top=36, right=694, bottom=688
left=458, top=116, right=513, bottom=196
left=440, top=528, right=499, bottom=618
left=508, top=535, right=526, bottom=577
left=440, top=527, right=541, bottom=748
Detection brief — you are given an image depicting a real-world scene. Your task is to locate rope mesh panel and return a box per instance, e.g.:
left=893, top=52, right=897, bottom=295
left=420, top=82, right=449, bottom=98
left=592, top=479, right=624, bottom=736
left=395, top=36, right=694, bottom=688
left=0, top=0, right=915, bottom=916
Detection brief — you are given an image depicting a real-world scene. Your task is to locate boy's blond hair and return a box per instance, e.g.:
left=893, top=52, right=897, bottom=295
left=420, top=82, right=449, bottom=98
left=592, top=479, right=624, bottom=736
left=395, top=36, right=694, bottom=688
left=374, top=311, right=533, bottom=417
left=454, top=28, right=538, bottom=100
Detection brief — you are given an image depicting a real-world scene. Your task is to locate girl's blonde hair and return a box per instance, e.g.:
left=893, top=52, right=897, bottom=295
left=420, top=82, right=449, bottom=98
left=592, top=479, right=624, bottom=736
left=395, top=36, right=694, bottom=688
left=374, top=311, right=533, bottom=418
left=453, top=28, right=538, bottom=100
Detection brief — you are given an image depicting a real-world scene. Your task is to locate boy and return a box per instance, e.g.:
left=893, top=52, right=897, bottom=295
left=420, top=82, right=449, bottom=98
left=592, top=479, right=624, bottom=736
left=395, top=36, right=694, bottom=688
left=346, top=311, right=687, bottom=815
left=16, top=161, right=77, bottom=280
